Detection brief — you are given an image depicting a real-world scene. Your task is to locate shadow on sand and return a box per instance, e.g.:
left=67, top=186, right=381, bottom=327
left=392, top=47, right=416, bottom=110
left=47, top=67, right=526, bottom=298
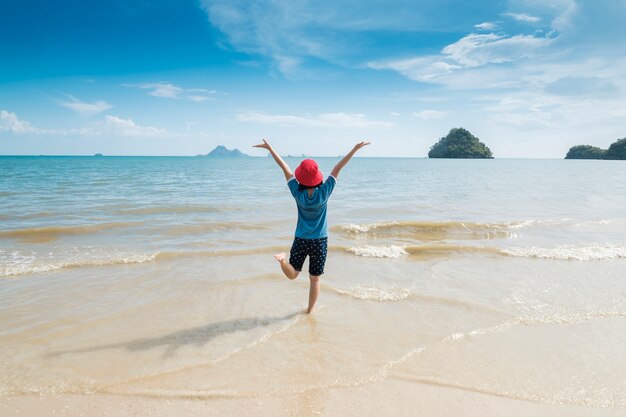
left=48, top=311, right=301, bottom=359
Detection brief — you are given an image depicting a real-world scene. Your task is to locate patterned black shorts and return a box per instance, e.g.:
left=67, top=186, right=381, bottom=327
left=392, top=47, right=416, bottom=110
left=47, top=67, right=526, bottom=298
left=289, top=237, right=328, bottom=276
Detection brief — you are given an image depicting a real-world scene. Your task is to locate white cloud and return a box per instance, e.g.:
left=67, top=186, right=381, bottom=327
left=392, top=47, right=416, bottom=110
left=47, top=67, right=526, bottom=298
left=549, top=0, right=579, bottom=32
left=369, top=56, right=460, bottom=83
left=413, top=110, right=448, bottom=120
left=125, top=83, right=215, bottom=102
left=187, top=95, right=211, bottom=102
left=237, top=111, right=392, bottom=128
left=475, top=22, right=496, bottom=31
left=57, top=95, right=113, bottom=116
left=0, top=110, right=181, bottom=140
left=139, top=83, right=183, bottom=99
left=504, top=12, right=541, bottom=23
left=442, top=33, right=553, bottom=67
left=0, top=110, right=44, bottom=134
left=103, top=115, right=166, bottom=137
left=545, top=76, right=618, bottom=96
left=200, top=0, right=516, bottom=76
left=369, top=32, right=553, bottom=85
left=476, top=85, right=626, bottom=134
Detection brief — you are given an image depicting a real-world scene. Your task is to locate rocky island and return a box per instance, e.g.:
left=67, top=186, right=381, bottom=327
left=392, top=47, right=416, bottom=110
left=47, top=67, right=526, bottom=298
left=428, top=128, right=493, bottom=159
left=565, top=138, right=626, bottom=160
left=197, top=145, right=250, bottom=158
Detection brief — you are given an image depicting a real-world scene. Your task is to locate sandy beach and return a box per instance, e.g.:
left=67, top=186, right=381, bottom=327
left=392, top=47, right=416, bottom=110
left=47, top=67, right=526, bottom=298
left=5, top=379, right=625, bottom=417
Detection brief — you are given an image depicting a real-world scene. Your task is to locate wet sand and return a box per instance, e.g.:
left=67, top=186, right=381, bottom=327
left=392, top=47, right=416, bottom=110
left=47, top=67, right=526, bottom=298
left=4, top=379, right=624, bottom=417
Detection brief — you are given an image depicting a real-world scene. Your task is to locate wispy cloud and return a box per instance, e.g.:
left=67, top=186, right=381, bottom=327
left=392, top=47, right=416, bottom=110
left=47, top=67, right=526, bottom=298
left=124, top=82, right=216, bottom=102
left=0, top=110, right=45, bottom=134
left=1, top=110, right=171, bottom=139
left=504, top=12, right=541, bottom=23
left=237, top=111, right=392, bottom=128
left=442, top=33, right=552, bottom=67
left=138, top=83, right=183, bottom=98
left=544, top=76, right=619, bottom=97
left=475, top=22, right=496, bottom=31
left=103, top=115, right=166, bottom=137
left=413, top=110, right=448, bottom=120
left=57, top=95, right=113, bottom=116
left=369, top=32, right=553, bottom=85
left=200, top=0, right=510, bottom=76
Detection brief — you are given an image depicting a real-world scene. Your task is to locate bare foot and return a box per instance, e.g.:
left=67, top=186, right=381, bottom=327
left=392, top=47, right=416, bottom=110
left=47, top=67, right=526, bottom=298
left=275, top=252, right=298, bottom=280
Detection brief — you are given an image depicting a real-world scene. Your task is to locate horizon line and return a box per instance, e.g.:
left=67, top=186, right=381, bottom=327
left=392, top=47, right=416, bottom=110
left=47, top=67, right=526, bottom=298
left=0, top=154, right=578, bottom=160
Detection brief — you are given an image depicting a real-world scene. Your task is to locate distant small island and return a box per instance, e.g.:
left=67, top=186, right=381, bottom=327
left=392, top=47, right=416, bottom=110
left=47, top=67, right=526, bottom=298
left=197, top=145, right=250, bottom=158
left=565, top=138, right=626, bottom=160
left=267, top=153, right=308, bottom=158
left=94, top=153, right=103, bottom=157
left=428, top=128, right=493, bottom=159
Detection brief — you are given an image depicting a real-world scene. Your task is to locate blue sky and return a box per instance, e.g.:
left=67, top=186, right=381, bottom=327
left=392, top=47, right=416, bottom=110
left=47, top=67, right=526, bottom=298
left=1, top=0, right=625, bottom=157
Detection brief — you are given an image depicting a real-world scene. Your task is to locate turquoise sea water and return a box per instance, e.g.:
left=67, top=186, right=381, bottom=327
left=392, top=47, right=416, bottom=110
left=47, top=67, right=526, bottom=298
left=1, top=156, right=626, bottom=410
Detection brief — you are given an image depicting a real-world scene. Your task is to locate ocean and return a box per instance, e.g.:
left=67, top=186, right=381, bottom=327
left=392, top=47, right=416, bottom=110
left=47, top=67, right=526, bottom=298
left=1, top=156, right=626, bottom=413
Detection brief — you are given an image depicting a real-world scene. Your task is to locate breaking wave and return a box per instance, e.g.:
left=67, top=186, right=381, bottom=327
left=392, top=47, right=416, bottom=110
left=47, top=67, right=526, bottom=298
left=347, top=245, right=408, bottom=258
left=346, top=244, right=500, bottom=259
left=346, top=243, right=626, bottom=261
left=502, top=243, right=626, bottom=261
left=4, top=240, right=625, bottom=278
left=1, top=253, right=156, bottom=277
left=332, top=221, right=519, bottom=240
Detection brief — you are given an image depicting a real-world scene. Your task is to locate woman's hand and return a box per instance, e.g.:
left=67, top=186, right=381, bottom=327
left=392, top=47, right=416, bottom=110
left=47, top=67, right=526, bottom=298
left=255, top=139, right=293, bottom=180
left=253, top=139, right=272, bottom=150
left=330, top=141, right=371, bottom=179
left=353, top=141, right=371, bottom=151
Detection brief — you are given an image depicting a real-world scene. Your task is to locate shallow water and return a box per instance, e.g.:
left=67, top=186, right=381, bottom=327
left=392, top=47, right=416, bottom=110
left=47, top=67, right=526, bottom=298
left=1, top=156, right=626, bottom=409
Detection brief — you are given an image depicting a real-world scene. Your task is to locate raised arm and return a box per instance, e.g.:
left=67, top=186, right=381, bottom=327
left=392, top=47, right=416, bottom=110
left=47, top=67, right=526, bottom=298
left=253, top=139, right=293, bottom=181
left=330, top=141, right=370, bottom=179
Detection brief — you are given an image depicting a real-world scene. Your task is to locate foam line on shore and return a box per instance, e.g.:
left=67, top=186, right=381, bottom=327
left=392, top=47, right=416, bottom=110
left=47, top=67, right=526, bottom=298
left=4, top=241, right=626, bottom=278
left=325, top=285, right=509, bottom=316
left=501, top=243, right=626, bottom=260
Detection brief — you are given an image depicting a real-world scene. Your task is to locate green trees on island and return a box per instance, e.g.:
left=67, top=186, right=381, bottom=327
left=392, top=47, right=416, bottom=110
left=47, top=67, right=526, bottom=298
left=565, top=145, right=607, bottom=159
left=565, top=138, right=626, bottom=160
left=606, top=138, right=626, bottom=160
left=428, top=128, right=493, bottom=159
left=425, top=128, right=625, bottom=160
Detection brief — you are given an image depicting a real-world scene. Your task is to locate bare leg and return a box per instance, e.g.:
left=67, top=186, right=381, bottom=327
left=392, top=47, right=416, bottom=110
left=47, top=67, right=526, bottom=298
left=306, top=275, right=320, bottom=314
left=274, top=252, right=299, bottom=280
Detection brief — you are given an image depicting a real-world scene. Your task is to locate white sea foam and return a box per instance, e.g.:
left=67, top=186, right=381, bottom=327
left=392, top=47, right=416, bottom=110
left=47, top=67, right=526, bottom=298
left=506, top=219, right=570, bottom=229
left=507, top=218, right=615, bottom=230
left=347, top=245, right=408, bottom=258
left=0, top=249, right=156, bottom=277
left=501, top=243, right=626, bottom=260
left=333, top=286, right=412, bottom=302
left=339, top=222, right=399, bottom=233
left=520, top=310, right=626, bottom=325
left=444, top=320, right=518, bottom=342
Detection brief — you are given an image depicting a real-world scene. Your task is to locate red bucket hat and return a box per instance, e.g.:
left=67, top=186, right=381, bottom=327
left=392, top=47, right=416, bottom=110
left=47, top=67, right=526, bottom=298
left=295, top=159, right=323, bottom=187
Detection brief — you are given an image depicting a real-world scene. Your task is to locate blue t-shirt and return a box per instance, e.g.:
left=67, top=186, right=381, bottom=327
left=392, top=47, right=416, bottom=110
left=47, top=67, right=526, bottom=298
left=287, top=176, right=336, bottom=239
